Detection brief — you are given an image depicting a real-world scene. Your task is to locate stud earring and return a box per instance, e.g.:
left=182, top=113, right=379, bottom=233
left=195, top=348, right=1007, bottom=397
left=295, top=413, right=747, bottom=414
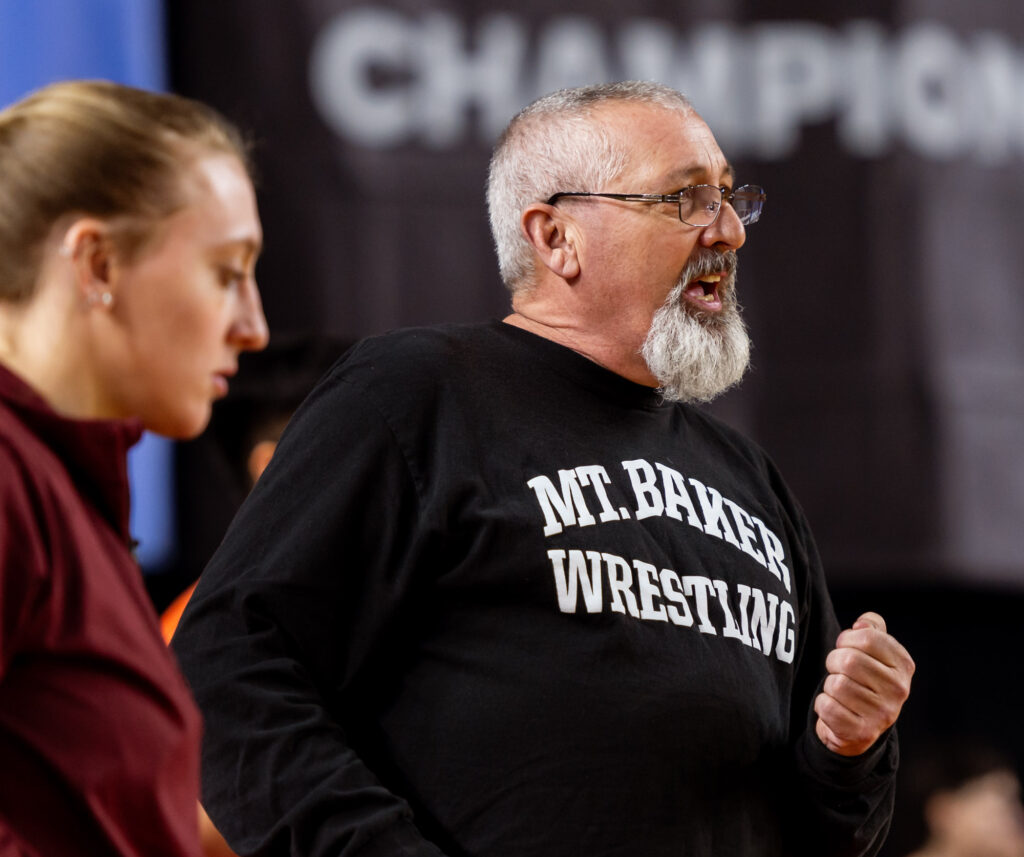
left=87, top=291, right=113, bottom=308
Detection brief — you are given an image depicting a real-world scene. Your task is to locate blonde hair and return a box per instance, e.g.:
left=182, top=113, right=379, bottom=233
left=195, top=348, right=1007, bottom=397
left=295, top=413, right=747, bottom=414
left=486, top=81, right=694, bottom=293
left=0, top=79, right=252, bottom=302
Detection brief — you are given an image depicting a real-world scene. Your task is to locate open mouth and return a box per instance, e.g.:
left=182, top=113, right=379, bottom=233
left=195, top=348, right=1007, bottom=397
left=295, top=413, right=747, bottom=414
left=682, top=272, right=725, bottom=311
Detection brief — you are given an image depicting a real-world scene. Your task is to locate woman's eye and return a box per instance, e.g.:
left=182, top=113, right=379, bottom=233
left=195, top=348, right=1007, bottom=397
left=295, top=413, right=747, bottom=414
left=219, top=267, right=245, bottom=288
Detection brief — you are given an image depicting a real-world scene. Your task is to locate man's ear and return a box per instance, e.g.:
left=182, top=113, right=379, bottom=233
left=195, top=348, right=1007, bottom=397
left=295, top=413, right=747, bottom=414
left=521, top=204, right=581, bottom=281
left=60, top=218, right=118, bottom=302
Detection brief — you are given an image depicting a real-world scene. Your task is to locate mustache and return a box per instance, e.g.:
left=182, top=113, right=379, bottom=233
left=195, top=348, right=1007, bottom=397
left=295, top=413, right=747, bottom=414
left=680, top=248, right=738, bottom=285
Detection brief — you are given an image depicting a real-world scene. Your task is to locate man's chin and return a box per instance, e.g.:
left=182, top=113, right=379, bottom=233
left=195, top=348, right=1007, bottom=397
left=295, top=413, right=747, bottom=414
left=642, top=305, right=751, bottom=404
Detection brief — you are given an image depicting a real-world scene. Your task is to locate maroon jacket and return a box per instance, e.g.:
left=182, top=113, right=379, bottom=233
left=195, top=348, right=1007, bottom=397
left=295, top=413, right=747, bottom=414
left=0, top=363, right=201, bottom=857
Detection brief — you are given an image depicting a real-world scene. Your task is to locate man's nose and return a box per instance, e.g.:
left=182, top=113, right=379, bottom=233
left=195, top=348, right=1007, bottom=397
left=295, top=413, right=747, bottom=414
left=700, top=201, right=746, bottom=251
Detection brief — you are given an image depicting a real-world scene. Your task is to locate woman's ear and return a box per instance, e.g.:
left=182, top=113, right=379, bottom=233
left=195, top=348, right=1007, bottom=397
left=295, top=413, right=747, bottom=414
left=521, top=204, right=581, bottom=281
left=60, top=219, right=117, bottom=307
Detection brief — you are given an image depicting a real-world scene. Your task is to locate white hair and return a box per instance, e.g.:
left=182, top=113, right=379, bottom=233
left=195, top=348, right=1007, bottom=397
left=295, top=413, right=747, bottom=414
left=486, top=81, right=695, bottom=293
left=641, top=252, right=751, bottom=403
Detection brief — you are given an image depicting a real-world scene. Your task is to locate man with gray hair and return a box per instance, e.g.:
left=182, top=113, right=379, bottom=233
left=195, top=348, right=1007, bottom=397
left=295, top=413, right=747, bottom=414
left=174, top=81, right=914, bottom=857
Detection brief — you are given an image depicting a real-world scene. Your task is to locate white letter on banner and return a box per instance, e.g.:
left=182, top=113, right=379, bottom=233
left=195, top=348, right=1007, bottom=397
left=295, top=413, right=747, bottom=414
left=309, top=8, right=414, bottom=146
left=416, top=12, right=527, bottom=146
left=533, top=15, right=612, bottom=96
left=969, top=33, right=1018, bottom=163
left=837, top=20, right=891, bottom=157
left=896, top=22, right=967, bottom=159
left=753, top=22, right=837, bottom=158
left=629, top=22, right=743, bottom=147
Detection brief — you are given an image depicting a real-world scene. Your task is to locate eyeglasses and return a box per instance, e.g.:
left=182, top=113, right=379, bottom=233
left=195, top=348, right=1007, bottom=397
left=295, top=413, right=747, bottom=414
left=546, top=184, right=766, bottom=227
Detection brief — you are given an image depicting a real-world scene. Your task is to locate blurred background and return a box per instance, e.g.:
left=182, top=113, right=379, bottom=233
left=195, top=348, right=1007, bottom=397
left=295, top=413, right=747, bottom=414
left=4, top=1, right=1023, bottom=853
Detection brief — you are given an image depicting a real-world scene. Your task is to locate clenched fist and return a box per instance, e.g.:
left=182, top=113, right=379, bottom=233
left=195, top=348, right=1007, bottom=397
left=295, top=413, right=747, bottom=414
left=814, top=612, right=915, bottom=757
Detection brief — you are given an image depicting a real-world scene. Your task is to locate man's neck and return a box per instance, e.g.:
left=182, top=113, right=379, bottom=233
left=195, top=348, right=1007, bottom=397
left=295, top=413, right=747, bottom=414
left=502, top=310, right=659, bottom=388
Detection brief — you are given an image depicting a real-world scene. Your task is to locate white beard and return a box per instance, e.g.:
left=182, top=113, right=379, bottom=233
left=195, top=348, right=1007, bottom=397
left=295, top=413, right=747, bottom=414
left=640, top=262, right=751, bottom=403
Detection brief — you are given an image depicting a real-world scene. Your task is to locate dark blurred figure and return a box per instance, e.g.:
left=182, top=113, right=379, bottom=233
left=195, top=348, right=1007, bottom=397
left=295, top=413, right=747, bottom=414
left=889, top=740, right=1024, bottom=857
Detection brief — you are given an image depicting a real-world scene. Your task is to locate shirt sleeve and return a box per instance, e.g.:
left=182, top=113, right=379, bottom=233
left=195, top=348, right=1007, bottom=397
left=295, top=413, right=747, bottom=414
left=792, top=721, right=898, bottom=857
left=779, top=473, right=897, bottom=857
left=171, top=364, right=449, bottom=857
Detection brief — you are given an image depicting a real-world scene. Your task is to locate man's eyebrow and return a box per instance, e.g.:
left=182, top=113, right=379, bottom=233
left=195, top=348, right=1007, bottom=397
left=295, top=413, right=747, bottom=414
left=664, top=163, right=736, bottom=187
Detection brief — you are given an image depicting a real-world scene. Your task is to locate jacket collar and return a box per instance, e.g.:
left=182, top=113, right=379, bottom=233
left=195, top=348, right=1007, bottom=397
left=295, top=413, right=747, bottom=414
left=0, top=362, right=143, bottom=540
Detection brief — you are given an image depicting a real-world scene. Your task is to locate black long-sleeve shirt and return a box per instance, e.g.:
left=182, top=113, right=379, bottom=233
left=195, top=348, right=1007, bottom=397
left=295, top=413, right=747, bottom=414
left=173, top=320, right=897, bottom=857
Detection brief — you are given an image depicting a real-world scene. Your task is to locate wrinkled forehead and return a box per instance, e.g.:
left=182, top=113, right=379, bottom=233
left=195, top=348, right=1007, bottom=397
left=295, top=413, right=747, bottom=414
left=595, top=101, right=732, bottom=188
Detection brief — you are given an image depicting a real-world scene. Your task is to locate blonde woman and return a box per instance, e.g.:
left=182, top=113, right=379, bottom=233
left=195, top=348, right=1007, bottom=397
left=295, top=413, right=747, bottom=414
left=0, top=80, right=268, bottom=857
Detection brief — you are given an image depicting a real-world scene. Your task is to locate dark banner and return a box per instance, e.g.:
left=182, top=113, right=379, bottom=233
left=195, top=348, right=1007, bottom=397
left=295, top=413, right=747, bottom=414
left=166, top=1, right=1024, bottom=590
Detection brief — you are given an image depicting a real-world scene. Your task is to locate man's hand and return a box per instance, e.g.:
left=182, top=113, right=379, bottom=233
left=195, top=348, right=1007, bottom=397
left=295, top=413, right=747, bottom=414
left=814, top=612, right=914, bottom=757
